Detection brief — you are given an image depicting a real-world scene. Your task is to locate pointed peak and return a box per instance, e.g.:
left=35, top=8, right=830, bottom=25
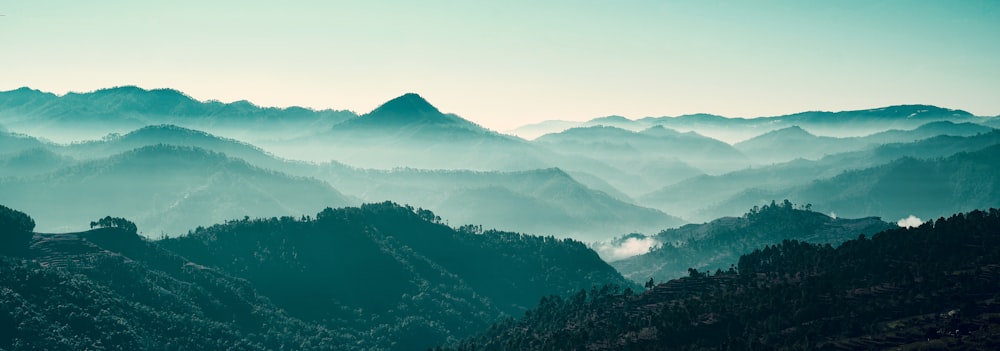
left=367, top=93, right=440, bottom=117
left=341, top=92, right=490, bottom=132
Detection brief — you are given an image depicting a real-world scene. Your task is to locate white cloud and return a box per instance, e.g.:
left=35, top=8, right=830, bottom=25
left=592, top=236, right=660, bottom=262
left=897, top=215, right=923, bottom=228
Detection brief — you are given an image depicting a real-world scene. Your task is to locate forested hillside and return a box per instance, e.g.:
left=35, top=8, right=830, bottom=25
left=445, top=208, right=1000, bottom=350
left=0, top=203, right=629, bottom=350
left=611, top=200, right=893, bottom=282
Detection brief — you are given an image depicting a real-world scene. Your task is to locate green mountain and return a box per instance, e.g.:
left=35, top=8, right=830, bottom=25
left=0, top=203, right=631, bottom=350
left=610, top=201, right=893, bottom=282
left=0, top=205, right=354, bottom=350
left=445, top=208, right=1000, bottom=350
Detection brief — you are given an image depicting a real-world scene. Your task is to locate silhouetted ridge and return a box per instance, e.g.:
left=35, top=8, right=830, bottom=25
left=353, top=92, right=472, bottom=127
left=329, top=93, right=491, bottom=134
left=369, top=92, right=440, bottom=117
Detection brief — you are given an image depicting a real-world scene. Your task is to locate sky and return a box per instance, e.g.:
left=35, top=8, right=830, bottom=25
left=1, top=0, right=998, bottom=131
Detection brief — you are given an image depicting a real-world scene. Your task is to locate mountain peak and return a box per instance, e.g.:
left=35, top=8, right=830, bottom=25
left=340, top=93, right=488, bottom=132
left=367, top=93, right=441, bottom=118
left=771, top=125, right=814, bottom=137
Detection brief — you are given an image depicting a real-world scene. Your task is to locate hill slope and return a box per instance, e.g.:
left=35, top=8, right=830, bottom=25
left=446, top=208, right=1000, bottom=350
left=611, top=201, right=893, bottom=282
left=706, top=143, right=1000, bottom=222
left=0, top=203, right=632, bottom=350
left=640, top=130, right=1000, bottom=221
left=315, top=166, right=684, bottom=241
left=0, top=145, right=353, bottom=235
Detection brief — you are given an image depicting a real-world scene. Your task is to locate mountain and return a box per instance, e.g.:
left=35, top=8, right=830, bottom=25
left=610, top=201, right=893, bottom=282
left=639, top=130, right=1000, bottom=221
left=735, top=121, right=995, bottom=164
left=734, top=125, right=846, bottom=164
left=0, top=128, right=51, bottom=156
left=2, top=125, right=679, bottom=241
left=0, top=145, right=353, bottom=235
left=0, top=148, right=75, bottom=178
left=533, top=125, right=746, bottom=191
left=866, top=120, right=994, bottom=143
left=313, top=166, right=684, bottom=241
left=60, top=124, right=310, bottom=172
left=0, top=203, right=634, bottom=350
left=705, top=143, right=1000, bottom=223
left=979, top=116, right=1000, bottom=129
left=508, top=104, right=978, bottom=144
left=336, top=93, right=481, bottom=130
left=0, top=86, right=357, bottom=143
left=269, top=93, right=552, bottom=170
left=445, top=208, right=1000, bottom=350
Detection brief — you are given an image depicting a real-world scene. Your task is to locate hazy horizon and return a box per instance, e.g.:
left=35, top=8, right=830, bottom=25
left=2, top=1, right=998, bottom=131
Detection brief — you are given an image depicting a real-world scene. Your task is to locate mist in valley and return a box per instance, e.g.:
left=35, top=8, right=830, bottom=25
left=3, top=1, right=1000, bottom=347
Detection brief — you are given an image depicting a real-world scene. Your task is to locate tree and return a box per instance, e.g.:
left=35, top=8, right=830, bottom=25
left=90, top=216, right=138, bottom=234
left=0, top=204, right=35, bottom=233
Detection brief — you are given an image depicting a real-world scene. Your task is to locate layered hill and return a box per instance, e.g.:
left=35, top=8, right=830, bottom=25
left=0, top=145, right=353, bottom=235
left=533, top=125, right=745, bottom=192
left=2, top=125, right=683, bottom=242
left=640, top=130, right=1000, bottom=221
left=509, top=104, right=979, bottom=144
left=445, top=208, right=1000, bottom=350
left=734, top=121, right=994, bottom=164
left=704, top=143, right=1000, bottom=222
left=314, top=166, right=684, bottom=241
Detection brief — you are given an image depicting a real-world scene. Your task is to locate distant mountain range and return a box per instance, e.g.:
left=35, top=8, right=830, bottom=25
left=0, top=86, right=357, bottom=143
left=3, top=85, right=1000, bottom=350
left=703, top=143, right=1000, bottom=223
left=639, top=130, right=1000, bottom=221
left=313, top=166, right=683, bottom=241
left=509, top=104, right=989, bottom=143
left=2, top=85, right=998, bottom=246
left=534, top=125, right=747, bottom=177
left=734, top=121, right=993, bottom=164
left=266, top=93, right=550, bottom=170
left=0, top=124, right=681, bottom=240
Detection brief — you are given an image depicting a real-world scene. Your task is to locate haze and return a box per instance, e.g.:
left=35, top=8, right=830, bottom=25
left=2, top=0, right=998, bottom=131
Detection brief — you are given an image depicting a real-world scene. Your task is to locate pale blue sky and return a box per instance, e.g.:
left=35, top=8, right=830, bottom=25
left=1, top=1, right=998, bottom=130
